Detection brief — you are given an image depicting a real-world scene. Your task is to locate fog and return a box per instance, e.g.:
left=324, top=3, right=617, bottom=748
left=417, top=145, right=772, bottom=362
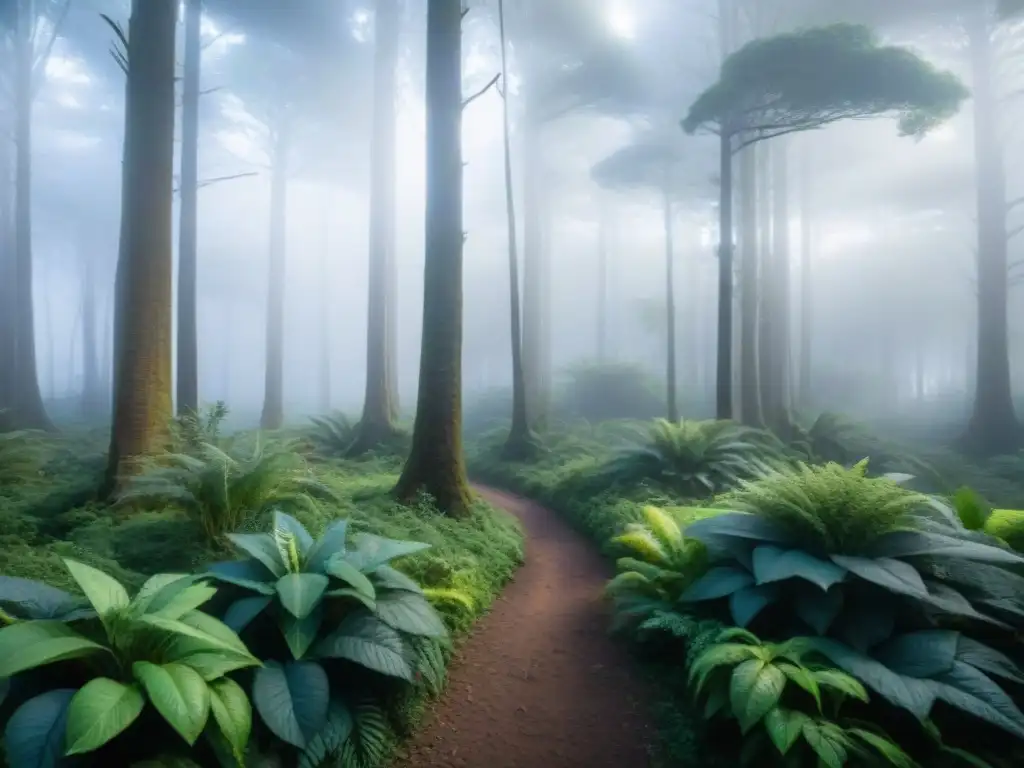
left=3, top=0, right=1021, bottom=443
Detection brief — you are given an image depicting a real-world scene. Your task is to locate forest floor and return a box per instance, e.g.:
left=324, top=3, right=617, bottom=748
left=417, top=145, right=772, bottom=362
left=390, top=485, right=655, bottom=768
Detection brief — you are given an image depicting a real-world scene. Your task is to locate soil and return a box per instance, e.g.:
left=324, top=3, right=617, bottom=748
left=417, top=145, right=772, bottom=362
left=390, top=485, right=655, bottom=768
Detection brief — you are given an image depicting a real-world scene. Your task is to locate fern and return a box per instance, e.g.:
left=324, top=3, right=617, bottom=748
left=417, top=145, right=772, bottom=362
left=333, top=702, right=392, bottom=768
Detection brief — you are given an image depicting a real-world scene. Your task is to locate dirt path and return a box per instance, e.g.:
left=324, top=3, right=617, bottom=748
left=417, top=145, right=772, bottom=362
left=390, top=485, right=654, bottom=768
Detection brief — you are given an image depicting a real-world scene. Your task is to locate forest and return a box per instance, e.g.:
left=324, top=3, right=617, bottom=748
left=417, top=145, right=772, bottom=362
left=3, top=0, right=1024, bottom=766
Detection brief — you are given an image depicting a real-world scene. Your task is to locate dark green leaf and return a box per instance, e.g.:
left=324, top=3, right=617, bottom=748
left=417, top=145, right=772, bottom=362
left=252, top=661, right=330, bottom=749
left=874, top=631, right=958, bottom=678
left=374, top=591, right=448, bottom=638
left=932, top=661, right=1024, bottom=739
left=315, top=612, right=413, bottom=680
left=344, top=534, right=431, bottom=573
left=281, top=606, right=324, bottom=660
left=684, top=513, right=791, bottom=546
left=325, top=556, right=376, bottom=599
left=0, top=622, right=107, bottom=679
left=752, top=546, right=847, bottom=591
left=3, top=689, right=75, bottom=768
left=205, top=560, right=276, bottom=595
left=276, top=574, right=329, bottom=620
left=763, top=707, right=809, bottom=755
left=801, top=720, right=848, bottom=768
left=794, top=588, right=844, bottom=635
left=730, top=659, right=786, bottom=733
left=224, top=534, right=286, bottom=578
left=871, top=531, right=1022, bottom=565
left=0, top=576, right=92, bottom=622
left=729, top=585, right=778, bottom=627
left=64, top=679, right=145, bottom=755
left=372, top=565, right=424, bottom=594
left=273, top=511, right=314, bottom=554
left=680, top=567, right=755, bottom=602
left=830, top=555, right=927, bottom=597
left=957, top=636, right=1024, bottom=685
left=304, top=520, right=349, bottom=574
left=298, top=699, right=354, bottom=768
left=222, top=596, right=273, bottom=633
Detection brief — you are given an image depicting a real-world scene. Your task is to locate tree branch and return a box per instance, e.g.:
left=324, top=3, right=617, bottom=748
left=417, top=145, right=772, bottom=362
left=198, top=171, right=259, bottom=189
left=462, top=72, right=499, bottom=110
left=31, top=0, right=72, bottom=98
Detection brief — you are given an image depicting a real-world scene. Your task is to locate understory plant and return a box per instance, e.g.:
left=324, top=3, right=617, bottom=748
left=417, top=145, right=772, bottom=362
left=0, top=560, right=259, bottom=766
left=690, top=627, right=914, bottom=766
left=0, top=427, right=47, bottom=486
left=169, top=401, right=230, bottom=454
left=116, top=438, right=337, bottom=540
left=676, top=460, right=1024, bottom=740
left=606, top=418, right=786, bottom=497
left=203, top=510, right=447, bottom=766
left=307, top=412, right=358, bottom=457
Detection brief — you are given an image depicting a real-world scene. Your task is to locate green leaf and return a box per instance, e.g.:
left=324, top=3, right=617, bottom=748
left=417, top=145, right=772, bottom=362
left=252, top=660, right=330, bottom=749
left=729, top=585, right=777, bottom=627
left=325, top=556, right=377, bottom=599
left=131, top=574, right=195, bottom=615
left=276, top=573, right=329, bottom=620
left=178, top=611, right=253, bottom=654
left=205, top=560, right=276, bottom=595
left=161, top=636, right=259, bottom=681
left=956, top=636, right=1024, bottom=685
left=848, top=728, right=917, bottom=768
left=763, top=707, right=809, bottom=755
left=281, top=606, right=324, bottom=660
left=702, top=687, right=729, bottom=719
left=932, top=661, right=1024, bottom=739
left=62, top=559, right=130, bottom=618
left=814, top=668, right=868, bottom=701
left=3, top=689, right=75, bottom=768
left=344, top=533, right=431, bottom=573
left=794, top=588, right=843, bottom=635
left=0, top=621, right=107, bottom=679
left=150, top=582, right=218, bottom=620
left=304, top=520, right=349, bottom=575
left=373, top=565, right=425, bottom=594
left=324, top=587, right=376, bottom=611
left=777, top=663, right=821, bottom=710
left=374, top=591, right=448, bottom=638
left=751, top=546, right=847, bottom=591
left=874, top=630, right=958, bottom=678
left=832, top=593, right=895, bottom=652
left=139, top=613, right=252, bottom=660
left=133, top=661, right=211, bottom=745
left=222, top=596, right=273, bottom=634
left=680, top=567, right=755, bottom=602
left=298, top=699, right=354, bottom=768
left=683, top=512, right=791, bottom=546
left=315, top=612, right=414, bottom=680
left=224, top=534, right=286, bottom=578
left=273, top=510, right=314, bottom=554
left=208, top=677, right=251, bottom=765
left=830, top=555, right=928, bottom=598
left=0, top=575, right=92, bottom=622
left=871, top=530, right=1022, bottom=564
left=689, top=643, right=759, bottom=693
left=729, top=659, right=786, bottom=734
left=801, top=720, right=848, bottom=768
left=64, top=678, right=145, bottom=755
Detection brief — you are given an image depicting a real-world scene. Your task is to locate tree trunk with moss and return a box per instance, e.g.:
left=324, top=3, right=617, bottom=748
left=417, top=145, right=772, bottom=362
left=259, top=124, right=290, bottom=431
left=394, top=0, right=471, bottom=517
left=351, top=0, right=401, bottom=453
left=103, top=0, right=177, bottom=496
left=176, top=0, right=202, bottom=416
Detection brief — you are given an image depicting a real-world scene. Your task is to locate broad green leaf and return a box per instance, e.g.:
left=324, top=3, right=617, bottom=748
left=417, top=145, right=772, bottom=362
left=224, top=534, right=286, bottom=578
left=874, top=630, right=958, bottom=678
left=150, top=583, right=218, bottom=621
left=133, top=662, right=211, bottom=745
left=344, top=534, right=431, bottom=573
left=178, top=611, right=252, bottom=655
left=763, top=707, right=809, bottom=754
left=62, top=559, right=129, bottom=618
left=139, top=614, right=252, bottom=660
left=870, top=531, right=1022, bottom=564
left=832, top=593, right=895, bottom=652
left=794, top=588, right=843, bottom=635
left=324, top=587, right=376, bottom=611
left=64, top=678, right=145, bottom=755
left=273, top=511, right=314, bottom=554
left=304, top=520, right=350, bottom=575
left=956, top=636, right=1024, bottom=685
left=729, top=659, right=785, bottom=733
left=830, top=555, right=928, bottom=598
left=683, top=512, right=791, bottom=546
left=131, top=574, right=194, bottom=615
left=932, top=661, right=1024, bottom=739
left=922, top=582, right=1006, bottom=626
left=208, top=677, right=251, bottom=765
left=325, top=556, right=377, bottom=599
left=0, top=621, right=107, bottom=678
left=314, top=612, right=413, bottom=680
left=162, top=636, right=260, bottom=681
left=205, top=560, right=276, bottom=595
left=3, top=688, right=75, bottom=768
left=728, top=585, right=777, bottom=627
left=801, top=720, right=848, bottom=768
left=252, top=661, right=330, bottom=748
left=281, top=606, right=324, bottom=660
left=680, top=567, right=754, bottom=602
left=374, top=591, right=448, bottom=638
left=776, top=663, right=821, bottom=711
left=222, top=596, right=273, bottom=634
left=848, top=728, right=917, bottom=767
left=702, top=687, right=728, bottom=719
left=813, top=668, right=868, bottom=701
left=689, top=643, right=759, bottom=693
left=0, top=576, right=91, bottom=622
left=372, top=565, right=424, bottom=594
left=298, top=699, right=354, bottom=768
left=276, top=574, right=329, bottom=620
left=751, top=546, right=847, bottom=591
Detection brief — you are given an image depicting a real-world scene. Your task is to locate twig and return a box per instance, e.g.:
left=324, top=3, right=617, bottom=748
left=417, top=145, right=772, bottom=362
left=197, top=171, right=259, bottom=189
left=461, top=72, right=500, bottom=110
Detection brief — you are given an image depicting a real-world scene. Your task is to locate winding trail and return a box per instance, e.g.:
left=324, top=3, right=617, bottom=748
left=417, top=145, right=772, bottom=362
left=390, top=485, right=654, bottom=768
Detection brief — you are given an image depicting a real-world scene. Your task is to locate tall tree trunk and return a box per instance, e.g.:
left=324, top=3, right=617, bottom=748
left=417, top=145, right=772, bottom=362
left=351, top=0, right=400, bottom=452
left=41, top=254, right=54, bottom=400
left=663, top=177, right=679, bottom=422
left=317, top=202, right=331, bottom=414
left=798, top=137, right=813, bottom=405
left=596, top=196, right=609, bottom=363
left=259, top=124, right=290, bottom=430
left=394, top=0, right=471, bottom=516
left=176, top=0, right=202, bottom=416
left=964, top=10, right=1019, bottom=453
left=521, top=101, right=547, bottom=429
left=716, top=132, right=735, bottom=420
left=756, top=142, right=772, bottom=413
left=103, top=0, right=178, bottom=495
left=498, top=0, right=531, bottom=456
left=763, top=138, right=792, bottom=436
left=0, top=115, right=13, bottom=416
left=11, top=0, right=52, bottom=430
left=737, top=142, right=762, bottom=426
left=81, top=251, right=103, bottom=413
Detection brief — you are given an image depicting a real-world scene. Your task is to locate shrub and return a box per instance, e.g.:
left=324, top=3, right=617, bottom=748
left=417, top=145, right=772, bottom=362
left=606, top=419, right=786, bottom=497
left=117, top=439, right=337, bottom=540
left=675, top=461, right=1024, bottom=739
left=169, top=401, right=230, bottom=454
left=0, top=561, right=259, bottom=765
left=202, top=510, right=448, bottom=766
left=307, top=412, right=358, bottom=456
left=0, top=429, right=47, bottom=486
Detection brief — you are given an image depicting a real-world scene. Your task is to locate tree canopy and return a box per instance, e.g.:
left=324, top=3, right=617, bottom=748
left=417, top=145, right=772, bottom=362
left=682, top=23, right=969, bottom=146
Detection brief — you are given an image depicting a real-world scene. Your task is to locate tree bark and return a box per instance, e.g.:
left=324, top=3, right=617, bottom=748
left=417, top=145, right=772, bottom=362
left=81, top=250, right=103, bottom=413
left=259, top=123, right=290, bottom=431
left=963, top=10, right=1020, bottom=454
left=351, top=0, right=401, bottom=452
left=762, top=137, right=792, bottom=436
left=498, top=0, right=532, bottom=457
left=0, top=124, right=13, bottom=416
left=176, top=0, right=202, bottom=416
left=103, top=0, right=177, bottom=495
left=521, top=100, right=548, bottom=429
left=394, top=0, right=471, bottom=517
left=10, top=0, right=52, bottom=430
left=798, top=136, right=813, bottom=405
left=737, top=141, right=762, bottom=426
left=716, top=131, right=735, bottom=420
left=663, top=176, right=679, bottom=422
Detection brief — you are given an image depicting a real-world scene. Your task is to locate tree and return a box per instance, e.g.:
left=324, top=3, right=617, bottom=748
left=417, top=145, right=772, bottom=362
left=682, top=22, right=968, bottom=423
left=394, top=0, right=473, bottom=517
left=104, top=0, right=178, bottom=494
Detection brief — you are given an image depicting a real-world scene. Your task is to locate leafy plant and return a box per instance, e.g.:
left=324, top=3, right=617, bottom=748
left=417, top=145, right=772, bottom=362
left=675, top=461, right=1024, bottom=738
left=203, top=510, right=447, bottom=764
left=690, top=627, right=915, bottom=767
left=0, top=428, right=48, bottom=485
left=606, top=418, right=785, bottom=497
left=169, top=401, right=230, bottom=454
left=116, top=439, right=338, bottom=540
left=307, top=412, right=358, bottom=456
left=0, top=560, right=259, bottom=766
left=947, top=487, right=993, bottom=531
